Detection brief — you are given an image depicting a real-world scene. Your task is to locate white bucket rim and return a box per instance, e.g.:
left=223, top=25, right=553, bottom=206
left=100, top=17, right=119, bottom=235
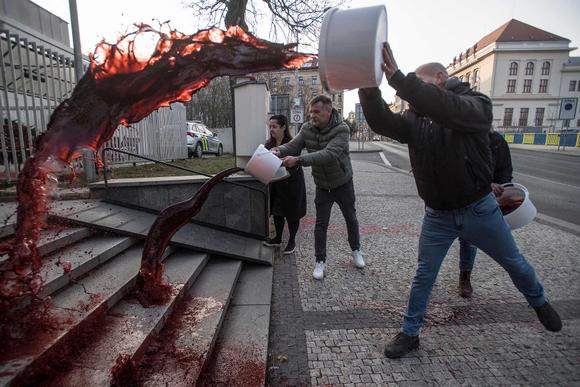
left=500, top=182, right=537, bottom=230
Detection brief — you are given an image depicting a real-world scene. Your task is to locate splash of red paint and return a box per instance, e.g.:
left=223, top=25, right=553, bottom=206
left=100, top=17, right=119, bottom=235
left=136, top=167, right=243, bottom=305
left=1, top=24, right=313, bottom=305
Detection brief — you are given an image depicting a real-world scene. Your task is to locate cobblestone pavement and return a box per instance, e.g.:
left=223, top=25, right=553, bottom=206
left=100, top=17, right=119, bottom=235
left=267, top=154, right=580, bottom=386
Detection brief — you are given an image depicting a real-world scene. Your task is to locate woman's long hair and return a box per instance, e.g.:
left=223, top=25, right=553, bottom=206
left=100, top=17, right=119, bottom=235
left=265, top=114, right=292, bottom=149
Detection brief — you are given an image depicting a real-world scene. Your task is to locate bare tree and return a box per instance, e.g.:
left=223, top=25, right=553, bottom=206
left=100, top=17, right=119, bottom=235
left=186, top=76, right=233, bottom=128
left=186, top=0, right=346, bottom=45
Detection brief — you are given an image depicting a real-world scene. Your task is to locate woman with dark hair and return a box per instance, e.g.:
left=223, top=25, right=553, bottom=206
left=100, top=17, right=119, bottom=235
left=263, top=114, right=307, bottom=254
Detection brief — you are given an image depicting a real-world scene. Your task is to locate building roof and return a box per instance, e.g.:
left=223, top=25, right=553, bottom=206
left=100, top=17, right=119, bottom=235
left=450, top=19, right=570, bottom=66
left=476, top=19, right=569, bottom=49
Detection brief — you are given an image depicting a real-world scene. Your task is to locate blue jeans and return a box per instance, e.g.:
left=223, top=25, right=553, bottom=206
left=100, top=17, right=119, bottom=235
left=459, top=238, right=477, bottom=272
left=403, top=193, right=546, bottom=336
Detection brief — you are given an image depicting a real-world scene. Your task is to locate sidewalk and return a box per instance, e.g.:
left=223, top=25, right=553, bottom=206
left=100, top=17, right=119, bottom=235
left=509, top=143, right=580, bottom=156
left=267, top=157, right=580, bottom=385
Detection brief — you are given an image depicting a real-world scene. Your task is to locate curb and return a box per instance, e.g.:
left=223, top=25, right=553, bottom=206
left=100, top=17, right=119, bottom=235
left=508, top=145, right=580, bottom=158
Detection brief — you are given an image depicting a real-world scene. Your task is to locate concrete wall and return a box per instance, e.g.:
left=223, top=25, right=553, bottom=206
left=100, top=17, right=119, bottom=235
left=90, top=175, right=269, bottom=238
left=0, top=0, right=72, bottom=52
left=212, top=127, right=233, bottom=154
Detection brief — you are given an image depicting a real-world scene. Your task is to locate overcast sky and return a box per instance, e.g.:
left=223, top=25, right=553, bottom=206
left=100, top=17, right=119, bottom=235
left=32, top=0, right=580, bottom=113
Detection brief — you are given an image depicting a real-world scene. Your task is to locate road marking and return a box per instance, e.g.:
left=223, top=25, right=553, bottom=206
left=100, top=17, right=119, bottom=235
left=379, top=151, right=392, bottom=167
left=514, top=172, right=580, bottom=189
left=375, top=142, right=411, bottom=158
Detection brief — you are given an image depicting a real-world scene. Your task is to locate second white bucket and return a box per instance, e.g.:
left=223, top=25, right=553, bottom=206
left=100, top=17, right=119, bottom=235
left=318, top=5, right=388, bottom=92
left=500, top=183, right=537, bottom=230
left=245, top=144, right=287, bottom=184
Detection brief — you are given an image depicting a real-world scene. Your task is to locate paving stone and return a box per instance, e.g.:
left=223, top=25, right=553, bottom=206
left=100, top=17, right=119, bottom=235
left=267, top=159, right=580, bottom=386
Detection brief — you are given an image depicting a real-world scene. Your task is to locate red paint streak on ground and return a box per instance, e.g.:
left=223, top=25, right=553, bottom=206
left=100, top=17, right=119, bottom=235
left=6, top=294, right=109, bottom=386
left=137, top=295, right=224, bottom=385
left=198, top=343, right=266, bottom=386
left=110, top=353, right=137, bottom=387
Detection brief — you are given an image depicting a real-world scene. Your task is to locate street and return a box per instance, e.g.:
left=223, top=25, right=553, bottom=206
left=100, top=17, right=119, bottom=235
left=367, top=141, right=580, bottom=226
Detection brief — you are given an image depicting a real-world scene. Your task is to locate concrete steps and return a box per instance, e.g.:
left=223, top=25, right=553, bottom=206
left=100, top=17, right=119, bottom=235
left=139, top=258, right=243, bottom=386
left=1, top=201, right=274, bottom=387
left=198, top=264, right=273, bottom=386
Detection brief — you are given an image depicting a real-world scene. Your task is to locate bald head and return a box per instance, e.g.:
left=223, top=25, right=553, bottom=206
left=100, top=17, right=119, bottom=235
left=415, top=62, right=448, bottom=88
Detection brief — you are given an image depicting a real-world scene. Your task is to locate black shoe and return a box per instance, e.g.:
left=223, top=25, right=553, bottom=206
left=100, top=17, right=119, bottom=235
left=459, top=271, right=473, bottom=298
left=263, top=237, right=282, bottom=247
left=383, top=332, right=420, bottom=359
left=283, top=241, right=296, bottom=255
left=533, top=302, right=562, bottom=332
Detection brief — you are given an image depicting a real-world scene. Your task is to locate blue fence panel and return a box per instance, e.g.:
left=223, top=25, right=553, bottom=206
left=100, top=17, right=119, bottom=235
left=560, top=133, right=577, bottom=146
left=513, top=133, right=524, bottom=144
left=533, top=133, right=546, bottom=144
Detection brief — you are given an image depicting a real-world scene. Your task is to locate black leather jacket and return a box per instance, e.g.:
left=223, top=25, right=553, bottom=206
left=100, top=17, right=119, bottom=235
left=489, top=131, right=513, bottom=184
left=359, top=71, right=493, bottom=210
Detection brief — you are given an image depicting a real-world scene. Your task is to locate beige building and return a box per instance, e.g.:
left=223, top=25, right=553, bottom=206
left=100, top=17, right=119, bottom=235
left=447, top=19, right=580, bottom=132
left=255, top=60, right=345, bottom=125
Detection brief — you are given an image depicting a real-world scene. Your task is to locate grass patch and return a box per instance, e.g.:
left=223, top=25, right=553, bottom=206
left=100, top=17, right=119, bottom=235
left=0, top=156, right=236, bottom=192
left=102, top=155, right=235, bottom=180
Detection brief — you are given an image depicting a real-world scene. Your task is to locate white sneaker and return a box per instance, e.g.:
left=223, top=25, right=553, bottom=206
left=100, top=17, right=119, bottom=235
left=312, top=261, right=325, bottom=280
left=352, top=250, right=365, bottom=268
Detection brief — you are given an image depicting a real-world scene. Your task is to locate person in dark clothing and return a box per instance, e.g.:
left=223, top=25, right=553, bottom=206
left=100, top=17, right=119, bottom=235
left=458, top=130, right=514, bottom=298
left=263, top=114, right=307, bottom=254
left=358, top=42, right=562, bottom=359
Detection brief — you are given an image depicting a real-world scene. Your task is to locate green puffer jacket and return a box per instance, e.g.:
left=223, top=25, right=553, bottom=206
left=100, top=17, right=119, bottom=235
left=278, top=109, right=353, bottom=190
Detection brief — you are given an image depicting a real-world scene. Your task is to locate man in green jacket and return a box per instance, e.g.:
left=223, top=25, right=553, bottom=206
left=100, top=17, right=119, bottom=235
left=271, top=95, right=364, bottom=279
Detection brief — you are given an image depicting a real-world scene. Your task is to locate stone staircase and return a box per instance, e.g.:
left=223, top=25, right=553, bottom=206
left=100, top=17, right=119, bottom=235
left=0, top=200, right=274, bottom=386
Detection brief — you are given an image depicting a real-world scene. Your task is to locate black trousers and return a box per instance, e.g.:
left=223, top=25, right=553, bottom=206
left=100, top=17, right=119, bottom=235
left=314, top=179, right=360, bottom=262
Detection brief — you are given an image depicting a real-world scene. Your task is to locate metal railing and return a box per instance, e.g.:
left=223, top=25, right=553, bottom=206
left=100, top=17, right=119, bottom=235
left=101, top=147, right=269, bottom=234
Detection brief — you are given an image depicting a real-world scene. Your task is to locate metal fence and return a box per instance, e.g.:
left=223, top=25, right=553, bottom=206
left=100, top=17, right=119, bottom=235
left=102, top=103, right=187, bottom=165
left=0, top=29, right=75, bottom=183
left=0, top=29, right=187, bottom=183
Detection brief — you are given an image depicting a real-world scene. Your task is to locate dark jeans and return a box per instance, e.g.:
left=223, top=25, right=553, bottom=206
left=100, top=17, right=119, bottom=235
left=273, top=215, right=300, bottom=244
left=314, top=179, right=360, bottom=262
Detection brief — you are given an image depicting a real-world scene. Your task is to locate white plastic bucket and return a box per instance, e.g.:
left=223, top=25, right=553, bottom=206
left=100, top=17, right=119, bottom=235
left=499, top=183, right=537, bottom=230
left=244, top=144, right=288, bottom=184
left=318, top=5, right=388, bottom=92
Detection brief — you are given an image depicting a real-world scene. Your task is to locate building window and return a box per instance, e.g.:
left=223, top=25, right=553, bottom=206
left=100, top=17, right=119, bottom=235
left=525, top=62, right=534, bottom=75
left=312, top=90, right=317, bottom=97
left=298, top=76, right=304, bottom=85
left=283, top=77, right=290, bottom=86
left=465, top=72, right=471, bottom=84
left=472, top=69, right=478, bottom=84
left=311, top=76, right=318, bottom=85
left=541, top=61, right=550, bottom=75
left=519, top=108, right=529, bottom=127
left=507, top=79, right=516, bottom=93
left=539, top=79, right=548, bottom=93
left=503, top=108, right=513, bottom=127
left=271, top=78, right=277, bottom=85
left=570, top=80, right=577, bottom=92
left=270, top=94, right=290, bottom=117
left=535, top=108, right=545, bottom=127
left=509, top=62, right=518, bottom=76
left=523, top=79, right=532, bottom=93
left=578, top=81, right=580, bottom=92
